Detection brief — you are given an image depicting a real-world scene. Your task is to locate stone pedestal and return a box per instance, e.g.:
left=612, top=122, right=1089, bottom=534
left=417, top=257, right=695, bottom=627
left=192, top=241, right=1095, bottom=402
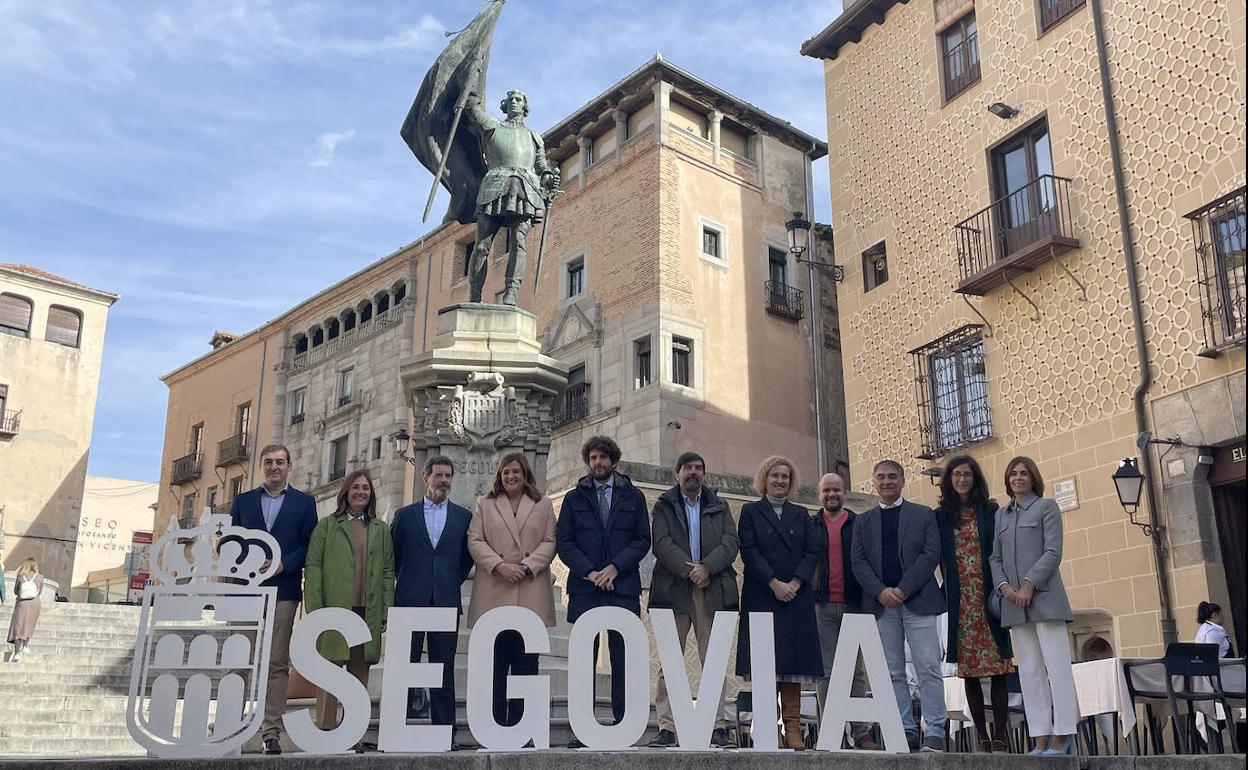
left=399, top=304, right=568, bottom=500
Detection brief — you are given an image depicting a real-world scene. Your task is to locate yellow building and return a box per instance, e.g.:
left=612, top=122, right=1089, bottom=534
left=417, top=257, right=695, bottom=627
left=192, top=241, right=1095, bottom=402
left=73, top=475, right=159, bottom=602
left=803, top=0, right=1245, bottom=657
left=155, top=58, right=848, bottom=541
left=0, top=263, right=118, bottom=594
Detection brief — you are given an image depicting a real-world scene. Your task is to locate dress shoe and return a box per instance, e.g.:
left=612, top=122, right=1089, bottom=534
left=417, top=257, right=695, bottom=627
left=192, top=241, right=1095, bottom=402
left=854, top=733, right=881, bottom=750
left=648, top=729, right=677, bottom=747
left=262, top=737, right=281, bottom=755
left=1040, top=736, right=1076, bottom=756
left=906, top=731, right=920, bottom=752
left=710, top=728, right=733, bottom=748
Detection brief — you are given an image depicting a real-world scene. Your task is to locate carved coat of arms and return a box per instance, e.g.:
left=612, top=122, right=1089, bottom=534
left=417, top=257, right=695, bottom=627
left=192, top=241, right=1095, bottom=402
left=446, top=372, right=524, bottom=450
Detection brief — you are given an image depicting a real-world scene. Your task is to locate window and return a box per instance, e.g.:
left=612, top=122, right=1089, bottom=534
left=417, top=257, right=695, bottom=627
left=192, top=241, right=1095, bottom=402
left=342, top=309, right=356, bottom=332
left=634, top=337, right=652, bottom=389
left=326, top=318, right=340, bottom=341
left=235, top=402, right=251, bottom=438
left=671, top=336, right=693, bottom=387
left=991, top=119, right=1057, bottom=257
left=0, top=383, right=6, bottom=414
left=371, top=436, right=382, bottom=461
left=294, top=335, right=308, bottom=355
left=1038, top=0, right=1085, bottom=32
left=190, top=423, right=204, bottom=457
left=329, top=436, right=349, bottom=482
left=359, top=302, right=373, bottom=323
left=290, top=388, right=307, bottom=424
left=702, top=227, right=722, bottom=261
left=46, top=305, right=82, bottom=348
left=311, top=327, right=324, bottom=347
left=206, top=486, right=218, bottom=510
left=457, top=242, right=475, bottom=280
left=393, top=282, right=407, bottom=303
left=862, top=242, right=889, bottom=291
left=940, top=12, right=980, bottom=101
left=1188, top=187, right=1247, bottom=353
left=337, top=368, right=354, bottom=407
left=229, top=476, right=244, bottom=501
left=768, top=247, right=789, bottom=287
left=376, top=293, right=391, bottom=314
left=556, top=366, right=590, bottom=426
left=910, top=325, right=992, bottom=458
left=181, top=493, right=198, bottom=526
left=0, top=293, right=33, bottom=338
left=0, top=383, right=16, bottom=436
left=565, top=257, right=584, bottom=299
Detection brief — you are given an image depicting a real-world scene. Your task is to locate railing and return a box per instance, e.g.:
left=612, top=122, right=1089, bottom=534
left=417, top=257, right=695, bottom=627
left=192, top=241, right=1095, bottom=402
left=954, top=174, right=1078, bottom=292
left=554, top=382, right=590, bottom=427
left=337, top=393, right=354, bottom=408
left=942, top=32, right=980, bottom=99
left=177, top=516, right=198, bottom=529
left=170, top=452, right=202, bottom=485
left=291, top=412, right=305, bottom=425
left=216, top=432, right=248, bottom=467
left=1188, top=186, right=1247, bottom=355
left=0, top=409, right=20, bottom=436
left=1039, top=0, right=1085, bottom=31
left=764, top=280, right=805, bottom=321
left=290, top=302, right=405, bottom=372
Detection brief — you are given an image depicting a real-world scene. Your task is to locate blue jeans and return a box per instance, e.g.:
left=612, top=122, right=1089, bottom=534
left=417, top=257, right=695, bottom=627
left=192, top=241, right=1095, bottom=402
left=877, top=604, right=946, bottom=740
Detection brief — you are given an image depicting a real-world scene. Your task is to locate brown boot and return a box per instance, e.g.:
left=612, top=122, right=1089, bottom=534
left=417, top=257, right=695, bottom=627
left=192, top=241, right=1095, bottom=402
left=779, top=682, right=805, bottom=750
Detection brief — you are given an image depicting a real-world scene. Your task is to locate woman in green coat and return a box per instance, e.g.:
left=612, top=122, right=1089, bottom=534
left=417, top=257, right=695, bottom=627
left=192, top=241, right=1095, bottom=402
left=304, top=470, right=395, bottom=733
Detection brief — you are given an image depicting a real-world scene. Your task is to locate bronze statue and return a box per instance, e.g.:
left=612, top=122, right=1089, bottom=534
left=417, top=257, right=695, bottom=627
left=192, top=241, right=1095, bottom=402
left=401, top=0, right=558, bottom=305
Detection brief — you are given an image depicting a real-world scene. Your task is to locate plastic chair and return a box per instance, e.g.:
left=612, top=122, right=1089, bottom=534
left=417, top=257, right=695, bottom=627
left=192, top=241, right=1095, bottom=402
left=1219, top=659, right=1245, bottom=753
left=1162, top=643, right=1239, bottom=754
left=1123, top=657, right=1168, bottom=754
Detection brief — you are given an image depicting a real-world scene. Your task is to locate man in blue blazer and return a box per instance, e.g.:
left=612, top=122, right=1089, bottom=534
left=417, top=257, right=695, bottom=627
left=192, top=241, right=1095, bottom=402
left=556, top=436, right=651, bottom=746
left=850, top=459, right=947, bottom=753
left=390, top=455, right=473, bottom=732
left=228, top=444, right=319, bottom=755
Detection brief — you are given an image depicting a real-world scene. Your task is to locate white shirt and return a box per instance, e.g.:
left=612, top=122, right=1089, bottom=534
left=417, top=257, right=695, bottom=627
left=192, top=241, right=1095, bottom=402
left=1196, top=621, right=1231, bottom=658
left=682, top=493, right=701, bottom=563
left=879, top=496, right=904, bottom=510
left=423, top=496, right=448, bottom=548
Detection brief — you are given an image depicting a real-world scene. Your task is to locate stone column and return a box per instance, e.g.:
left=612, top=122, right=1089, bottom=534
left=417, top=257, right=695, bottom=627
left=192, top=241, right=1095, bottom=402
left=652, top=80, right=671, bottom=145
left=577, top=135, right=591, bottom=191
left=708, top=109, right=722, bottom=164
left=399, top=304, right=568, bottom=501
left=613, top=109, right=628, bottom=167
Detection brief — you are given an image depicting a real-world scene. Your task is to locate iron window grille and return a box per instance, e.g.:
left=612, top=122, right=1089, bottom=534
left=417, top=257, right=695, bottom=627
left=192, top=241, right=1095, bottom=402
left=910, top=324, right=992, bottom=459
left=1188, top=186, right=1246, bottom=355
left=555, top=381, right=591, bottom=427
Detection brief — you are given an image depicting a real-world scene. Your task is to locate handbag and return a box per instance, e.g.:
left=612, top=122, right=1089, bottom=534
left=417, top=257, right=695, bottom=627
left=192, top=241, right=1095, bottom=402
left=18, top=577, right=37, bottom=600
left=987, top=589, right=1002, bottom=620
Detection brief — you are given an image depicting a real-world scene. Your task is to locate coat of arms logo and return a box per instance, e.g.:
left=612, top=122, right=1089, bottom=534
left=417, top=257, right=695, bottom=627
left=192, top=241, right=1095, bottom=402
left=447, top=371, right=523, bottom=450
left=126, top=511, right=281, bottom=757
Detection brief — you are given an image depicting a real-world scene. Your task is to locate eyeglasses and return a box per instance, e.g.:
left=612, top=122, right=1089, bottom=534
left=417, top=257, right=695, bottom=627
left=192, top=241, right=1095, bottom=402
left=951, top=471, right=975, bottom=479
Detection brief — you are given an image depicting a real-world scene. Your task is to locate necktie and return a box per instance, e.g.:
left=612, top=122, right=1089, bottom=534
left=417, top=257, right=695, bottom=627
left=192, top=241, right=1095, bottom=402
left=598, top=485, right=610, bottom=527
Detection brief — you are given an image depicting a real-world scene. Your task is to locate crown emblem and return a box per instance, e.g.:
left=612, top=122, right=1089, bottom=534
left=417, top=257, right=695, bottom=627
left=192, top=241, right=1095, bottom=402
left=153, top=510, right=281, bottom=587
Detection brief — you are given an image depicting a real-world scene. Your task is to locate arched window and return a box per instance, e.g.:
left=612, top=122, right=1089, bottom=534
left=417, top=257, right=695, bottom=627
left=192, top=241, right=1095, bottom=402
left=311, top=326, right=324, bottom=347
left=0, top=293, right=33, bottom=338
left=392, top=281, right=407, bottom=304
left=46, top=305, right=82, bottom=348
left=359, top=300, right=373, bottom=323
left=293, top=334, right=308, bottom=355
left=342, top=309, right=357, bottom=332
left=326, top=318, right=340, bottom=340
left=376, top=293, right=390, bottom=314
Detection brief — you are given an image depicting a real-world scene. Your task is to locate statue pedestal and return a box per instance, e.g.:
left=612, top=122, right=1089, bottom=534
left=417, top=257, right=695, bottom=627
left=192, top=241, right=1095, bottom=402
left=399, top=304, right=568, bottom=499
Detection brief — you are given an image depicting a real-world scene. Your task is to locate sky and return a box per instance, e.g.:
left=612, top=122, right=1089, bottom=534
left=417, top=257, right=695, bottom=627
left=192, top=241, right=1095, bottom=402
left=0, top=0, right=841, bottom=482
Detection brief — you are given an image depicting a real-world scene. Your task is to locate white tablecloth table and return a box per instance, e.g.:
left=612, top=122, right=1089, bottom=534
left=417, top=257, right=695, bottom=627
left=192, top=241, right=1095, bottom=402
left=942, top=676, right=1024, bottom=734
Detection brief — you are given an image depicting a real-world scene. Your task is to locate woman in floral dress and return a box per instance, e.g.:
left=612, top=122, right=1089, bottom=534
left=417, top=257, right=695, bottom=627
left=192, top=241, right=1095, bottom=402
left=937, top=455, right=1014, bottom=752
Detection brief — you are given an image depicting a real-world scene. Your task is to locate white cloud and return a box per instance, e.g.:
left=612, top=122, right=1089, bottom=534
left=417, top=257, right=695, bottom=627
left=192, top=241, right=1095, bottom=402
left=310, top=130, right=356, bottom=168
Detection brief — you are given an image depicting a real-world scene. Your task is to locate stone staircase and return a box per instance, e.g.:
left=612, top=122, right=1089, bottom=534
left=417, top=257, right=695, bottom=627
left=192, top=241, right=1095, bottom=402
left=0, top=584, right=648, bottom=757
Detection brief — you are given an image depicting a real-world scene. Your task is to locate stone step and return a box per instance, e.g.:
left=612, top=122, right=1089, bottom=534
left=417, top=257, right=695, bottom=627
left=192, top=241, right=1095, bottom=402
left=0, top=736, right=142, bottom=755
left=0, top=721, right=134, bottom=740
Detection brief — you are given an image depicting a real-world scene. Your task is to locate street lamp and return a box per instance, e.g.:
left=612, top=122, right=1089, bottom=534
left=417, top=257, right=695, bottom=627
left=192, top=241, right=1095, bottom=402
left=785, top=211, right=811, bottom=257
left=1112, top=457, right=1154, bottom=535
left=392, top=428, right=418, bottom=467
left=785, top=210, right=827, bottom=476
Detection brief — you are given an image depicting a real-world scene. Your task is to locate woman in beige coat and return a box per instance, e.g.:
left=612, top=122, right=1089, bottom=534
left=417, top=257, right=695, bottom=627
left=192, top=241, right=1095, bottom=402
left=467, top=452, right=557, bottom=727
left=8, top=558, right=43, bottom=663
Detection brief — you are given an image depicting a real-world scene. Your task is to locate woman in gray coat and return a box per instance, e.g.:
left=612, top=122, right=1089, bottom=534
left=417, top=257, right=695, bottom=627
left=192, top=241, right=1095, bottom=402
left=990, top=456, right=1077, bottom=756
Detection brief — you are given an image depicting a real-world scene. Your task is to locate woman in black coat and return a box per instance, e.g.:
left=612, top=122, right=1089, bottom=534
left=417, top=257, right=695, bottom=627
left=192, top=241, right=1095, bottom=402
left=736, top=455, right=822, bottom=750
left=936, top=455, right=1014, bottom=753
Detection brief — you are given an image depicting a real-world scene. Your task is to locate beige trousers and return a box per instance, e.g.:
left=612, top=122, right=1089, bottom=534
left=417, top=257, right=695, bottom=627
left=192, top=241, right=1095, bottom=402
left=652, top=588, right=733, bottom=732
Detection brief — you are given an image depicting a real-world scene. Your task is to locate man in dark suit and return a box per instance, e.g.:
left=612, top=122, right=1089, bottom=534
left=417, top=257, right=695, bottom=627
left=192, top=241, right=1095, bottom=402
left=390, top=455, right=473, bottom=735
left=229, top=443, right=319, bottom=755
left=850, top=459, right=947, bottom=753
left=555, top=436, right=651, bottom=748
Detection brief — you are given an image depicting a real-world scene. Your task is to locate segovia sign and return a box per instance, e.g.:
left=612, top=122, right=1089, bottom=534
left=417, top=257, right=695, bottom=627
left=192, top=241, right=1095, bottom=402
left=127, top=513, right=908, bottom=756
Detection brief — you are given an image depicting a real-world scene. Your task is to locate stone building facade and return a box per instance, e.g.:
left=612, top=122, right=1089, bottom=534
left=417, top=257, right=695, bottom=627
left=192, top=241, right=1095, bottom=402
left=0, top=263, right=118, bottom=593
left=154, top=58, right=850, bottom=543
left=803, top=0, right=1245, bottom=656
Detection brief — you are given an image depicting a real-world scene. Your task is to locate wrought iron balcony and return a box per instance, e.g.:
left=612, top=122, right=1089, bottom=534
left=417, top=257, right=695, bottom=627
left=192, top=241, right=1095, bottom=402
left=0, top=409, right=20, bottom=437
left=216, top=432, right=248, bottom=467
left=170, top=452, right=202, bottom=485
left=337, top=393, right=354, bottom=408
left=554, top=382, right=590, bottom=427
left=1188, top=186, right=1246, bottom=356
left=764, top=280, right=805, bottom=321
left=954, top=175, right=1079, bottom=295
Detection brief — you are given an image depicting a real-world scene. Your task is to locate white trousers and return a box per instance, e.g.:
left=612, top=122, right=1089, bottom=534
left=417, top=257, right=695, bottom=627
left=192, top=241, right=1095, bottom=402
left=1010, top=620, right=1079, bottom=736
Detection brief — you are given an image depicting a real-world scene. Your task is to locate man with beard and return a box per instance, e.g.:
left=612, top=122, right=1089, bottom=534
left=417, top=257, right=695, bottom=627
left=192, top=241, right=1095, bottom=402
left=391, top=456, right=474, bottom=739
left=647, top=452, right=739, bottom=748
left=229, top=444, right=318, bottom=755
left=811, top=472, right=877, bottom=749
left=555, top=436, right=651, bottom=747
